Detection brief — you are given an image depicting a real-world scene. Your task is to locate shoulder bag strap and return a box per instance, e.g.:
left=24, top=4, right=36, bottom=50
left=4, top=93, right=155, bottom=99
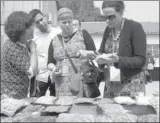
left=57, top=34, right=78, bottom=74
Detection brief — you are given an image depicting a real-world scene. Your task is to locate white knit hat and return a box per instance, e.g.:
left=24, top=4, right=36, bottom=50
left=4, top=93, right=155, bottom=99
left=57, top=8, right=73, bottom=21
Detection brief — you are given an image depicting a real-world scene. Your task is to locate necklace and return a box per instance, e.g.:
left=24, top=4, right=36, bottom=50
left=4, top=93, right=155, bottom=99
left=112, top=18, right=125, bottom=42
left=111, top=18, right=125, bottom=53
left=112, top=30, right=121, bottom=42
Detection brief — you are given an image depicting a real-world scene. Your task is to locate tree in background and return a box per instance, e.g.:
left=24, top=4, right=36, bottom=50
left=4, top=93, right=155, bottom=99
left=56, top=0, right=80, bottom=17
left=56, top=0, right=105, bottom=22
left=94, top=7, right=105, bottom=22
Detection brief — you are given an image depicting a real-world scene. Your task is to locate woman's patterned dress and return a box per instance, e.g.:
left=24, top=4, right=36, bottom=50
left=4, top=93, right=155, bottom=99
left=51, top=31, right=90, bottom=97
left=103, top=30, right=146, bottom=98
left=1, top=40, right=30, bottom=99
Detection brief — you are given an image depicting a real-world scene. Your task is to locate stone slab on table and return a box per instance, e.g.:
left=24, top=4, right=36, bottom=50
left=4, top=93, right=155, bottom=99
left=41, top=105, right=71, bottom=114
left=54, top=96, right=77, bottom=106
left=137, top=114, right=159, bottom=122
left=56, top=113, right=95, bottom=122
left=69, top=103, right=98, bottom=116
left=97, top=103, right=129, bottom=114
left=122, top=104, right=157, bottom=116
left=95, top=113, right=138, bottom=122
left=1, top=104, right=45, bottom=122
left=1, top=104, right=46, bottom=122
left=1, top=97, right=159, bottom=122
left=94, top=98, right=115, bottom=104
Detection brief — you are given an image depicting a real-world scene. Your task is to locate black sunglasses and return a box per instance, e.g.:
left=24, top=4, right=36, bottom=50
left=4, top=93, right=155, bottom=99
left=35, top=18, right=43, bottom=24
left=103, top=14, right=116, bottom=21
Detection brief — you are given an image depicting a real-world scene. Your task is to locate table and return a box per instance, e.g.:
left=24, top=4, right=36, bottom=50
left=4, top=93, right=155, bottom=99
left=0, top=97, right=158, bottom=122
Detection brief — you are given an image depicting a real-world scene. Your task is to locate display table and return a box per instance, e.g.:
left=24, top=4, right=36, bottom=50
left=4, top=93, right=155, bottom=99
left=1, top=97, right=159, bottom=122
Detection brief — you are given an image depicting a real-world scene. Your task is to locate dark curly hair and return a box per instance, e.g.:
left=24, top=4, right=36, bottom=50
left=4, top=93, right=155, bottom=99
left=4, top=11, right=33, bottom=42
left=29, top=9, right=43, bottom=21
left=102, top=1, right=125, bottom=13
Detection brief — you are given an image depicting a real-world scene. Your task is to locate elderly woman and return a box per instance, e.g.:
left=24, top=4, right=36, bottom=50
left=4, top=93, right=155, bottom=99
left=1, top=11, right=38, bottom=99
left=48, top=8, right=98, bottom=97
left=96, top=1, right=146, bottom=98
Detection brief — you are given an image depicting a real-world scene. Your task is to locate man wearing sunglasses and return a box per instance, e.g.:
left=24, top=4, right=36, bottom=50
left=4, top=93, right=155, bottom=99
left=29, top=9, right=61, bottom=97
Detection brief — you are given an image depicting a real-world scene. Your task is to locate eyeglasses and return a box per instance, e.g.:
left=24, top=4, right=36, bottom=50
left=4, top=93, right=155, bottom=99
left=103, top=14, right=116, bottom=21
left=35, top=18, right=43, bottom=25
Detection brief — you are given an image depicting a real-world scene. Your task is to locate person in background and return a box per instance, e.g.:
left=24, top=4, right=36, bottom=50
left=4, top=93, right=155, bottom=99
left=72, top=18, right=104, bottom=87
left=1, top=11, right=38, bottom=99
left=48, top=8, right=97, bottom=97
left=29, top=9, right=61, bottom=97
left=72, top=19, right=81, bottom=31
left=146, top=52, right=155, bottom=82
left=72, top=19, right=96, bottom=52
left=96, top=1, right=147, bottom=98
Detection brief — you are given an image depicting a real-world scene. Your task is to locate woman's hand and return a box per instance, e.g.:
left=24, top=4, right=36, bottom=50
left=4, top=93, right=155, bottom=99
left=109, top=54, right=119, bottom=63
left=48, top=63, right=56, bottom=72
left=95, top=53, right=119, bottom=65
left=48, top=63, right=62, bottom=76
left=78, top=50, right=97, bottom=59
left=95, top=53, right=113, bottom=65
left=48, top=63, right=57, bottom=83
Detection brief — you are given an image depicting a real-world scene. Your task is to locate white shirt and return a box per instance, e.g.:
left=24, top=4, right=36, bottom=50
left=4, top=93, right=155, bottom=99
left=33, top=27, right=61, bottom=83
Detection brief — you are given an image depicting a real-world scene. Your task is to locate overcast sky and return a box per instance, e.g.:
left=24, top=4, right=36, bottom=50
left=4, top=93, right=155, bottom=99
left=94, top=1, right=159, bottom=22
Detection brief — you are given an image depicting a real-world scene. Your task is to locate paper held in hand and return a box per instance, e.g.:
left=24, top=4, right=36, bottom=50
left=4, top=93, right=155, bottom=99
left=110, top=66, right=120, bottom=82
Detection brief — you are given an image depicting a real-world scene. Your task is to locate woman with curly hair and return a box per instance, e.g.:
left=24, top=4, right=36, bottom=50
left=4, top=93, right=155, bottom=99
left=1, top=11, right=38, bottom=99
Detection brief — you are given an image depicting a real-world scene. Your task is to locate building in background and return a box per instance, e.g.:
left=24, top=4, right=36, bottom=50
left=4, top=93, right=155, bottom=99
left=1, top=1, right=159, bottom=81
left=81, top=22, right=159, bottom=60
left=0, top=1, right=58, bottom=26
left=1, top=1, right=159, bottom=60
left=0, top=1, right=58, bottom=44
